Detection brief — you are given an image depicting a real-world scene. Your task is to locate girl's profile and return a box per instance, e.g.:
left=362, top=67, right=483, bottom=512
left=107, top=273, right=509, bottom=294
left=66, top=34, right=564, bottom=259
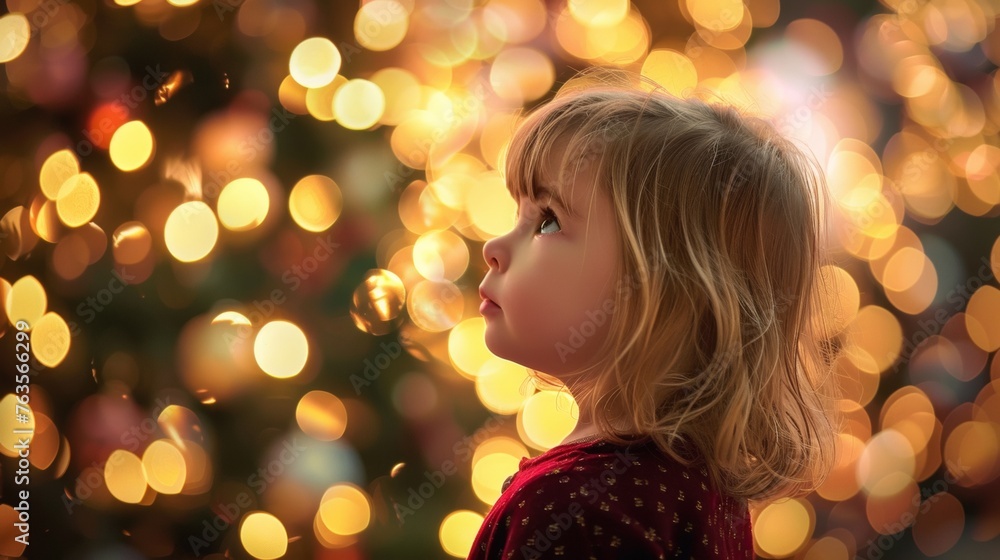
left=470, top=68, right=841, bottom=559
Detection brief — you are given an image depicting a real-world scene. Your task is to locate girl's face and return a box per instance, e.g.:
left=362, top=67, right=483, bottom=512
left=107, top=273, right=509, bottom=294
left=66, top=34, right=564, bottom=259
left=479, top=151, right=621, bottom=381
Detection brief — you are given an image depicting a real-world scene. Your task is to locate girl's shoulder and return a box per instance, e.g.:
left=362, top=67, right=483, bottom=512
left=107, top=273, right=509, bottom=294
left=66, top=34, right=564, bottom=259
left=511, top=435, right=712, bottom=493
left=474, top=436, right=752, bottom=560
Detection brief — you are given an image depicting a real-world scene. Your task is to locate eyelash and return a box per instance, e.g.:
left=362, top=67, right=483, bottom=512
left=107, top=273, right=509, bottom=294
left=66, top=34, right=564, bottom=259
left=534, top=206, right=560, bottom=235
left=514, top=203, right=561, bottom=235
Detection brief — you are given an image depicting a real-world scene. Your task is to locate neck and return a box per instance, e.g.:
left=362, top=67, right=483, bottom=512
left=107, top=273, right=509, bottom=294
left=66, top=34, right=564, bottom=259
left=560, top=423, right=602, bottom=446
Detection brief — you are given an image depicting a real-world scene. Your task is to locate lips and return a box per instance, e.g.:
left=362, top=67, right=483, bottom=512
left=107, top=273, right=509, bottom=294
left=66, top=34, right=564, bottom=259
left=478, top=287, right=499, bottom=308
left=479, top=286, right=501, bottom=316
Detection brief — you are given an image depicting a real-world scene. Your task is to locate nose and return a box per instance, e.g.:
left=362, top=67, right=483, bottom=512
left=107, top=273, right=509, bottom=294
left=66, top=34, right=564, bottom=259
left=482, top=233, right=508, bottom=273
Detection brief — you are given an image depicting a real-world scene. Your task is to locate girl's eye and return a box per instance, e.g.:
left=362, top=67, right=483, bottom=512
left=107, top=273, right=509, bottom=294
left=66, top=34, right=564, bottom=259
left=537, top=207, right=561, bottom=235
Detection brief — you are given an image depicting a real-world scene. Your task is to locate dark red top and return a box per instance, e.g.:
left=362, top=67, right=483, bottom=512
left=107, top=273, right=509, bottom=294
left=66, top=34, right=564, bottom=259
left=466, top=436, right=753, bottom=560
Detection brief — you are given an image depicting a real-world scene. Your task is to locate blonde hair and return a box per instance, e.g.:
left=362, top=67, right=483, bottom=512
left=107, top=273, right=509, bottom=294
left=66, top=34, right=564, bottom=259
left=503, top=68, right=842, bottom=503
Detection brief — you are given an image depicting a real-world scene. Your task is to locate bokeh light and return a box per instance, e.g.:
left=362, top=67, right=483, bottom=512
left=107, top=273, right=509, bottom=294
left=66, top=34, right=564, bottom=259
left=753, top=497, right=814, bottom=557
left=288, top=174, right=343, bottom=232
left=104, top=450, right=148, bottom=504
left=439, top=510, right=484, bottom=558
left=141, top=439, right=187, bottom=494
left=6, top=274, right=46, bottom=327
left=164, top=201, right=219, bottom=262
left=56, top=173, right=101, bottom=228
left=296, top=390, right=348, bottom=441
left=240, top=512, right=288, bottom=559
left=30, top=311, right=70, bottom=367
left=518, top=390, right=578, bottom=450
left=333, top=79, right=386, bottom=130
left=0, top=13, right=29, bottom=63
left=254, top=320, right=309, bottom=379
left=217, top=177, right=270, bottom=231
left=39, top=149, right=80, bottom=200
left=289, top=37, right=341, bottom=88
left=108, top=120, right=155, bottom=172
left=355, top=0, right=409, bottom=51
left=317, top=483, right=371, bottom=535
left=350, top=269, right=406, bottom=336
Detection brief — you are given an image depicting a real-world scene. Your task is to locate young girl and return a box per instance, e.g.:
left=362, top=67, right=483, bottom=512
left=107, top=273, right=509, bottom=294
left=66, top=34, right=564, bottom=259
left=471, top=69, right=840, bottom=559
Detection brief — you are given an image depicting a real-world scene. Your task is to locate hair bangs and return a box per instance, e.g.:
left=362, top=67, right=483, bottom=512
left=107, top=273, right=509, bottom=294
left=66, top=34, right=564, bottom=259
left=503, top=98, right=604, bottom=209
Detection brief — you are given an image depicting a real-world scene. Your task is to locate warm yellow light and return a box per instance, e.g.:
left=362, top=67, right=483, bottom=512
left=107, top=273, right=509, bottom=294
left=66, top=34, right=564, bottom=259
left=471, top=451, right=521, bottom=505
left=212, top=311, right=251, bottom=326
left=686, top=0, right=744, bottom=32
left=845, top=305, right=903, bottom=374
left=857, top=429, right=916, bottom=494
left=7, top=275, right=46, bottom=327
left=475, top=357, right=534, bottom=414
left=305, top=75, right=347, bottom=122
left=164, top=201, right=219, bottom=262
left=967, top=285, right=1000, bottom=351
left=290, top=37, right=341, bottom=88
left=412, top=229, right=469, bottom=282
left=439, top=510, right=484, bottom=558
left=142, top=439, right=187, bottom=494
left=254, top=320, right=309, bottom=378
left=39, top=149, right=80, bottom=200
left=56, top=173, right=101, bottom=228
left=0, top=13, right=30, bottom=63
left=218, top=178, right=270, bottom=231
left=568, top=0, right=628, bottom=26
left=105, top=450, right=148, bottom=504
left=289, top=175, right=342, bottom=232
left=465, top=171, right=517, bottom=237
left=350, top=269, right=407, bottom=335
left=112, top=221, right=153, bottom=265
left=333, top=79, right=385, bottom=130
left=448, top=318, right=490, bottom=378
left=489, top=47, right=555, bottom=103
left=240, top=512, right=288, bottom=559
left=318, top=484, right=371, bottom=535
left=296, top=390, right=347, bottom=441
left=406, top=280, right=463, bottom=332
left=109, top=121, right=155, bottom=172
left=30, top=312, right=70, bottom=368
left=354, top=0, right=409, bottom=51
left=0, top=394, right=34, bottom=458
left=369, top=67, right=422, bottom=126
left=642, top=50, right=697, bottom=98
left=753, top=498, right=814, bottom=557
left=519, top=390, right=578, bottom=450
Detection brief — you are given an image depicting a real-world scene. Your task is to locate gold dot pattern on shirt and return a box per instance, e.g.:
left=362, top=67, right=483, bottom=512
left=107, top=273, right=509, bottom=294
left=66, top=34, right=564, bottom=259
left=466, top=441, right=752, bottom=560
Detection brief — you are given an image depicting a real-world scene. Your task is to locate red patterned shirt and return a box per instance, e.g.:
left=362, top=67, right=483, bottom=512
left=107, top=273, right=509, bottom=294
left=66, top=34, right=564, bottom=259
left=466, top=436, right=753, bottom=560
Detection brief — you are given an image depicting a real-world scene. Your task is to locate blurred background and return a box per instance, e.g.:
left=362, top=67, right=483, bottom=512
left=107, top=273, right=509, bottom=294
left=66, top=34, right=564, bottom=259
left=0, top=0, right=999, bottom=558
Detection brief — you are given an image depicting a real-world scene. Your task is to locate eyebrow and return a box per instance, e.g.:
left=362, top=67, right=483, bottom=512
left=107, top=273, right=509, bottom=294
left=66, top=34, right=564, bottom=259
left=530, top=185, right=576, bottom=219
